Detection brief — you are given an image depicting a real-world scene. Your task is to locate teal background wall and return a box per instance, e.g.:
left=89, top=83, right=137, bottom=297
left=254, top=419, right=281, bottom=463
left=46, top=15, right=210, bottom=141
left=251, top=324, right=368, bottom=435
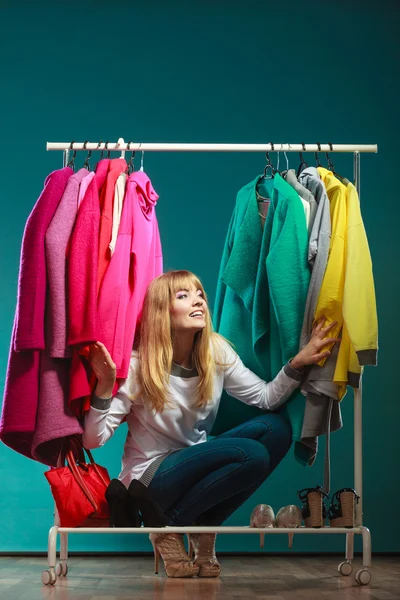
left=0, top=0, right=399, bottom=553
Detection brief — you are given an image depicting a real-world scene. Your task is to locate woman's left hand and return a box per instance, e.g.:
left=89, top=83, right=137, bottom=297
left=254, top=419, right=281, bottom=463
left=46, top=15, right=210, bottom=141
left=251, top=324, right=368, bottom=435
left=290, top=318, right=341, bottom=369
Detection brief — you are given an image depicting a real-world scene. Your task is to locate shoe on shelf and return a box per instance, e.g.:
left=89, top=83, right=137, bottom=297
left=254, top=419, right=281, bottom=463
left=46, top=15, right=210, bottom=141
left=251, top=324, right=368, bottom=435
left=297, top=486, right=329, bottom=528
left=275, top=505, right=302, bottom=548
left=328, top=488, right=360, bottom=528
left=149, top=532, right=200, bottom=578
left=250, top=504, right=276, bottom=528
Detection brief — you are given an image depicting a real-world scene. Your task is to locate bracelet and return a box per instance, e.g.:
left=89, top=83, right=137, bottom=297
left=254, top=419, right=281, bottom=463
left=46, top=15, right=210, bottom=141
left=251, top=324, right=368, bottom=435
left=91, top=393, right=113, bottom=410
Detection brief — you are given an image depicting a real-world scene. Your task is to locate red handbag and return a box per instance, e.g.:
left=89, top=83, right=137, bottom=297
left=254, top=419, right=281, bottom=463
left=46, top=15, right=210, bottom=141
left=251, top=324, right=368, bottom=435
left=45, top=437, right=111, bottom=527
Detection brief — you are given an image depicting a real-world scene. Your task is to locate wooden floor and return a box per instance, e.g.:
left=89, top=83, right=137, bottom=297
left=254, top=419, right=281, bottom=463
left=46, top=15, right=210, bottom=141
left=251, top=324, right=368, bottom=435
left=0, top=555, right=399, bottom=599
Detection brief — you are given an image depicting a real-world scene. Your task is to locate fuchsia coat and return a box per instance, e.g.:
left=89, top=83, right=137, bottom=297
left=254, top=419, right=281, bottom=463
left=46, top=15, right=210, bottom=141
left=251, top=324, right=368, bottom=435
left=97, top=171, right=162, bottom=379
left=0, top=168, right=72, bottom=459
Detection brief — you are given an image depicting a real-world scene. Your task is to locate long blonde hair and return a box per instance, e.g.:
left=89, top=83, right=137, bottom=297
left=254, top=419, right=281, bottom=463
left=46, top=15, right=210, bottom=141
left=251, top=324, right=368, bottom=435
left=136, top=270, right=223, bottom=412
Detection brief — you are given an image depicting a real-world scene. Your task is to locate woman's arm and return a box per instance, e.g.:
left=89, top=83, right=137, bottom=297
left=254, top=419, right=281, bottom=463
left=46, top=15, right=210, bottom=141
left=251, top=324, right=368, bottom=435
left=82, top=392, right=131, bottom=449
left=222, top=319, right=339, bottom=411
left=82, top=342, right=131, bottom=449
left=222, top=347, right=303, bottom=411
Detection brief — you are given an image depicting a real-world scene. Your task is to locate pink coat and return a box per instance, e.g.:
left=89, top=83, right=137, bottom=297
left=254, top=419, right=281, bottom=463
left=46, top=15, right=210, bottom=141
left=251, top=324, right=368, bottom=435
left=67, top=159, right=110, bottom=346
left=45, top=168, right=89, bottom=358
left=14, top=168, right=73, bottom=350
left=0, top=168, right=72, bottom=460
left=32, top=170, right=91, bottom=465
left=67, top=160, right=110, bottom=414
left=97, top=171, right=162, bottom=378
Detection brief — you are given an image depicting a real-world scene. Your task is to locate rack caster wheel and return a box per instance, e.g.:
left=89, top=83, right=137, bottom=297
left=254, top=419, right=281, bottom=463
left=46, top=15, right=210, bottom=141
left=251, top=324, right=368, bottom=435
left=355, top=569, right=371, bottom=585
left=338, top=561, right=353, bottom=576
left=56, top=561, right=68, bottom=577
left=41, top=568, right=57, bottom=585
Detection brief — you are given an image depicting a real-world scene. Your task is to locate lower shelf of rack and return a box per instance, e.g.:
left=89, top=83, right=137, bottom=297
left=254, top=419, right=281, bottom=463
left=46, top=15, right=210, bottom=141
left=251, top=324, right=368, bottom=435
left=56, top=525, right=365, bottom=534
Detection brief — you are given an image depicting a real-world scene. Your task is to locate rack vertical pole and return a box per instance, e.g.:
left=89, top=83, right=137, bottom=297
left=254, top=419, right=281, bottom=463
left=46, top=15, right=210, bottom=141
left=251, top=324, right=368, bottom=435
left=63, top=150, right=69, bottom=168
left=353, top=151, right=363, bottom=526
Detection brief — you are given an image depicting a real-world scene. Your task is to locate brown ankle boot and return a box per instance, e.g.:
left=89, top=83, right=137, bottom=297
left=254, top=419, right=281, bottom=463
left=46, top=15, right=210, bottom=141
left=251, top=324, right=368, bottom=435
left=149, top=533, right=199, bottom=578
left=189, top=533, right=221, bottom=578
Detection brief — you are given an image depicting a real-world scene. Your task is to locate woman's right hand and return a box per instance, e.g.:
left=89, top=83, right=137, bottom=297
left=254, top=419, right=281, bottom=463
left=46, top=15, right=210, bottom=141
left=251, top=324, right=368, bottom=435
left=88, top=342, right=116, bottom=398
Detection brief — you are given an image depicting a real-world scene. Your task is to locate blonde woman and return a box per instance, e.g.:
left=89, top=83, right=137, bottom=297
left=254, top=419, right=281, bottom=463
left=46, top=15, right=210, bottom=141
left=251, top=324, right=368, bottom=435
left=83, top=270, right=338, bottom=578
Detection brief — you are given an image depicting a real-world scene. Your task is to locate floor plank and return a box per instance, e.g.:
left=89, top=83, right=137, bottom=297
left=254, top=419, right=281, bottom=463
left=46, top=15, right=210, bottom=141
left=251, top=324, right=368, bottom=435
left=0, top=555, right=398, bottom=599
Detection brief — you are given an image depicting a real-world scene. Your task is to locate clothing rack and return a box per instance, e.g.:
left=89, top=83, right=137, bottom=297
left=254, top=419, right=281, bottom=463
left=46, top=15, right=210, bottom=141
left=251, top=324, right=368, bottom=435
left=41, top=139, right=376, bottom=587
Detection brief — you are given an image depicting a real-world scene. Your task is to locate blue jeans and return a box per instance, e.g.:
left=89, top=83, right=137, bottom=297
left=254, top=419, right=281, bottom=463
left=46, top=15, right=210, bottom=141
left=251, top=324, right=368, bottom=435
left=148, top=413, right=292, bottom=526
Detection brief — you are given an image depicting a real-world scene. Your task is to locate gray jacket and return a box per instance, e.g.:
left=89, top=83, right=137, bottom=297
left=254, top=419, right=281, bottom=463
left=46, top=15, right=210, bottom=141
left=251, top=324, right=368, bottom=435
left=297, top=167, right=342, bottom=492
left=298, top=167, right=331, bottom=350
left=283, top=169, right=318, bottom=234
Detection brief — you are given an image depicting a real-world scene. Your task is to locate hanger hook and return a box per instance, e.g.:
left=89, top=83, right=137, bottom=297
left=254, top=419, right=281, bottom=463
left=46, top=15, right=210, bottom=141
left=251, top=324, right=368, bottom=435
left=67, top=141, right=77, bottom=169
left=326, top=142, right=335, bottom=171
left=276, top=142, right=284, bottom=173
left=126, top=141, right=136, bottom=174
left=299, top=142, right=308, bottom=167
left=315, top=142, right=322, bottom=167
left=83, top=141, right=92, bottom=170
left=96, top=140, right=103, bottom=159
left=263, top=142, right=275, bottom=179
left=101, top=140, right=108, bottom=160
left=284, top=144, right=289, bottom=171
left=101, top=140, right=109, bottom=160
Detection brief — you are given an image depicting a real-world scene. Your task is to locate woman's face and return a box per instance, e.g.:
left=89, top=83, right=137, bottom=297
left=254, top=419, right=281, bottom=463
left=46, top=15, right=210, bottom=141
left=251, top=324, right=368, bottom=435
left=170, top=284, right=207, bottom=333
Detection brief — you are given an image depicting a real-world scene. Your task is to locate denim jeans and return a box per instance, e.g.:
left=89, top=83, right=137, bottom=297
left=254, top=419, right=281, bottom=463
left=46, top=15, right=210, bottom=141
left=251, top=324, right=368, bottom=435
left=148, top=413, right=292, bottom=526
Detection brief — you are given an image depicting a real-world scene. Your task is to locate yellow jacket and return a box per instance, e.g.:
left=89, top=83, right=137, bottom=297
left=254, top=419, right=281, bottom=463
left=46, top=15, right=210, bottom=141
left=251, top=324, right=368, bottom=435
left=333, top=181, right=378, bottom=392
left=314, top=168, right=347, bottom=364
left=314, top=169, right=378, bottom=398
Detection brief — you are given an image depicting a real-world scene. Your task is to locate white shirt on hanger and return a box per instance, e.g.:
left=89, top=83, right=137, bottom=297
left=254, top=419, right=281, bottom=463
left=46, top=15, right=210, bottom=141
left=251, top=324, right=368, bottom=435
left=109, top=172, right=127, bottom=255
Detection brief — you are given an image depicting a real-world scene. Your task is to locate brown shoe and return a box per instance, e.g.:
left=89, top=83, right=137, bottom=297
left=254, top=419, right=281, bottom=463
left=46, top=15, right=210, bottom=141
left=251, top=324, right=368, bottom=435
left=188, top=533, right=221, bottom=578
left=328, top=488, right=360, bottom=528
left=149, top=533, right=200, bottom=578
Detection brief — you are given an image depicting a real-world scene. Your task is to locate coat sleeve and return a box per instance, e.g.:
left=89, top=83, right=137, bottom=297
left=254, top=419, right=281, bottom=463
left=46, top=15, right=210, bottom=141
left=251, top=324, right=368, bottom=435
left=212, top=207, right=237, bottom=332
left=343, top=184, right=378, bottom=365
left=67, top=180, right=100, bottom=346
left=313, top=186, right=346, bottom=366
left=267, top=196, right=310, bottom=364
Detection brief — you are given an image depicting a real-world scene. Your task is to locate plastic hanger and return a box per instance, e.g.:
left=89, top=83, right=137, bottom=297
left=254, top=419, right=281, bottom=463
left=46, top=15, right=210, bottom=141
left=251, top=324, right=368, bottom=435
left=262, top=142, right=276, bottom=179
left=126, top=141, right=136, bottom=174
left=325, top=142, right=346, bottom=183
left=297, top=142, right=308, bottom=177
left=100, top=140, right=108, bottom=160
left=315, top=142, right=322, bottom=168
left=83, top=141, right=91, bottom=171
left=67, top=141, right=77, bottom=170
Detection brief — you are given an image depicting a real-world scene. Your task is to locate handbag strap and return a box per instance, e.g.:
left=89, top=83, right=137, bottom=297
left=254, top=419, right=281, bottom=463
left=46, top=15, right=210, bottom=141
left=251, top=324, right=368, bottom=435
left=61, top=436, right=109, bottom=512
left=78, top=444, right=110, bottom=489
left=58, top=435, right=85, bottom=467
left=66, top=448, right=99, bottom=512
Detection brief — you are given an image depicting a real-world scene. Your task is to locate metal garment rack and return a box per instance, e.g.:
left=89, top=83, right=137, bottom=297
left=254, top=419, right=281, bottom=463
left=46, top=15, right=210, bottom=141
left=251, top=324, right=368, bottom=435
left=41, top=140, right=378, bottom=587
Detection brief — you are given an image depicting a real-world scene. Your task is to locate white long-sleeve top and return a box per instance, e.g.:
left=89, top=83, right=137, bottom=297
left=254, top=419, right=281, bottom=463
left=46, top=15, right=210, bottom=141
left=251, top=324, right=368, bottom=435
left=83, top=338, right=302, bottom=487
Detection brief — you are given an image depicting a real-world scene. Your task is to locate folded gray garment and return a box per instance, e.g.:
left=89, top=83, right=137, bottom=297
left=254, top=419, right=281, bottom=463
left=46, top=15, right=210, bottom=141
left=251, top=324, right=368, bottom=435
left=301, top=392, right=343, bottom=494
left=302, top=339, right=341, bottom=400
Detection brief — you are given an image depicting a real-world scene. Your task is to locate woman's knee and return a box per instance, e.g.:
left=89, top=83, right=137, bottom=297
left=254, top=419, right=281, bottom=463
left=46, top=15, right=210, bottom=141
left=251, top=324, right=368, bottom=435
left=248, top=413, right=292, bottom=452
left=231, top=438, right=271, bottom=476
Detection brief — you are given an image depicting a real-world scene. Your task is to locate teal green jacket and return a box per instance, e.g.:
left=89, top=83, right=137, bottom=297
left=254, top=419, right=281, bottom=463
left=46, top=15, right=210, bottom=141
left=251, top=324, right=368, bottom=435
left=212, top=174, right=311, bottom=464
